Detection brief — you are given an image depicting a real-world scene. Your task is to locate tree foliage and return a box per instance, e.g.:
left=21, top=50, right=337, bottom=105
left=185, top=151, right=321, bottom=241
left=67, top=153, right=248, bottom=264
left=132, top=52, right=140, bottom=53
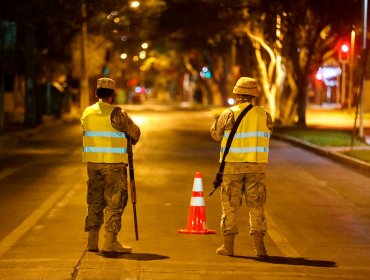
left=0, top=0, right=364, bottom=127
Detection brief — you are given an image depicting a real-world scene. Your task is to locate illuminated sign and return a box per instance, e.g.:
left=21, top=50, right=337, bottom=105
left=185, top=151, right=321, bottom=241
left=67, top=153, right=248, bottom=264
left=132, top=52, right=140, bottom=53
left=316, top=67, right=341, bottom=87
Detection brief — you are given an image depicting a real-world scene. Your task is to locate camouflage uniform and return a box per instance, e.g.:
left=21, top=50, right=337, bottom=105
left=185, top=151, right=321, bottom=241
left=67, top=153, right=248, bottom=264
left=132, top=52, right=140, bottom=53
left=210, top=108, right=272, bottom=236
left=84, top=107, right=140, bottom=234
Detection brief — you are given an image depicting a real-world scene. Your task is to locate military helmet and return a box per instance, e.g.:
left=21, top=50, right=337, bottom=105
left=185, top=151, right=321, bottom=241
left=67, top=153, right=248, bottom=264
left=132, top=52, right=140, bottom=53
left=233, top=77, right=259, bottom=97
left=96, top=77, right=116, bottom=98
left=96, top=77, right=116, bottom=90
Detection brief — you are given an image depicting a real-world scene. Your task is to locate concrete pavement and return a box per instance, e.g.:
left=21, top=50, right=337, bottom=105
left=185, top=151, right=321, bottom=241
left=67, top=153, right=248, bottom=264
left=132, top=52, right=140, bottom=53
left=1, top=108, right=370, bottom=279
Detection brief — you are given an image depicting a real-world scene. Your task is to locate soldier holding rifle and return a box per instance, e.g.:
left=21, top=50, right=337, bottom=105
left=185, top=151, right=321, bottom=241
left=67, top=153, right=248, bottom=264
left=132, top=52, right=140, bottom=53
left=81, top=78, right=140, bottom=254
left=210, top=77, right=273, bottom=257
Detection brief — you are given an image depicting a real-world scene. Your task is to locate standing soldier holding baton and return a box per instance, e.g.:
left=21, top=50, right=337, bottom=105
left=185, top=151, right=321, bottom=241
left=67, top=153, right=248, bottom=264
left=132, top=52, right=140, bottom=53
left=81, top=77, right=140, bottom=254
left=210, top=77, right=272, bottom=257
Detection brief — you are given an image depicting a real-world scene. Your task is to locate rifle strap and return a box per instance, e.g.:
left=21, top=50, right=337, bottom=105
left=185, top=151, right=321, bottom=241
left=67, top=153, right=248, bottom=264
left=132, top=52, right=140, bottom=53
left=217, top=103, right=254, bottom=175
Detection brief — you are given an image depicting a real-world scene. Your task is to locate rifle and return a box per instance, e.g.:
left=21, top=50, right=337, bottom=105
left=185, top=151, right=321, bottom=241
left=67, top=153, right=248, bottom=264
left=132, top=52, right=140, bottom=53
left=127, top=137, right=139, bottom=240
left=209, top=104, right=254, bottom=196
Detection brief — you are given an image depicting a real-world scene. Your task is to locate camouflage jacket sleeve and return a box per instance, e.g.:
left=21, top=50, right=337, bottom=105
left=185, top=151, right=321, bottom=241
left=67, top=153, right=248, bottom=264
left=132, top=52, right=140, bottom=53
left=210, top=107, right=273, bottom=141
left=210, top=109, right=234, bottom=141
left=266, top=111, right=273, bottom=133
left=111, top=107, right=141, bottom=145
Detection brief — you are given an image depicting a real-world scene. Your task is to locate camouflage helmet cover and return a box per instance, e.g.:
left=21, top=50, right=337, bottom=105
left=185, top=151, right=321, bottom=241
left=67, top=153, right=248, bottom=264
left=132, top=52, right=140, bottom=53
left=233, top=77, right=259, bottom=97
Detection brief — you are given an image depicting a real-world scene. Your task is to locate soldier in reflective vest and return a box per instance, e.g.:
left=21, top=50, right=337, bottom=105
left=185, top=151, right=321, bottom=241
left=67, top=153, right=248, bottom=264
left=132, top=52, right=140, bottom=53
left=210, top=77, right=273, bottom=257
left=81, top=77, right=140, bottom=254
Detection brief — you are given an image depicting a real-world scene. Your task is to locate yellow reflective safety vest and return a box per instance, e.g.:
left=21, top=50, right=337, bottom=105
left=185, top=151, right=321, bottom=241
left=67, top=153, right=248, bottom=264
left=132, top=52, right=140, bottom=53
left=81, top=101, right=128, bottom=163
left=220, top=103, right=271, bottom=163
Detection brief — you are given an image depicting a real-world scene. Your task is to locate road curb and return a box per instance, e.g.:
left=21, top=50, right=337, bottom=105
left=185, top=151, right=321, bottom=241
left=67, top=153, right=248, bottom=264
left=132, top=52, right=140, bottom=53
left=272, top=133, right=370, bottom=176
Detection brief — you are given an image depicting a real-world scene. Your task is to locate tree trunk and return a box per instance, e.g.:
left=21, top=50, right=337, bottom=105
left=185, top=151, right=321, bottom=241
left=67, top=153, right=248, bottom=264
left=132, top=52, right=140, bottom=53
left=296, top=78, right=307, bottom=128
left=24, top=24, right=41, bottom=128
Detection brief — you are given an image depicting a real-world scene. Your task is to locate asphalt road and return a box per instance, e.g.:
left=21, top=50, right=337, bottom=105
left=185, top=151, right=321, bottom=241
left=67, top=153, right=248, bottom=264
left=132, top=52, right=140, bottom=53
left=0, top=109, right=370, bottom=279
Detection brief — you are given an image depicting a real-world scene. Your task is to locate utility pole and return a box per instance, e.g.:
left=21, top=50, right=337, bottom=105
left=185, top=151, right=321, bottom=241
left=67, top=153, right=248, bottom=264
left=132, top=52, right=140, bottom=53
left=359, top=0, right=368, bottom=139
left=349, top=28, right=356, bottom=110
left=80, top=0, right=89, bottom=110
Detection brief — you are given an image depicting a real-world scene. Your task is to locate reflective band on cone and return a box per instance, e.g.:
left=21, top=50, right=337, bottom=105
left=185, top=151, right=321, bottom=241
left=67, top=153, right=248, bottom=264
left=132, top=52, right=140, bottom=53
left=178, top=171, right=216, bottom=234
left=190, top=197, right=205, bottom=207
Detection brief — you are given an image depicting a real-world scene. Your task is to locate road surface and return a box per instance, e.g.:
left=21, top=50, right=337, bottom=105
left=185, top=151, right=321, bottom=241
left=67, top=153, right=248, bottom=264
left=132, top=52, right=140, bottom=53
left=0, top=109, right=369, bottom=279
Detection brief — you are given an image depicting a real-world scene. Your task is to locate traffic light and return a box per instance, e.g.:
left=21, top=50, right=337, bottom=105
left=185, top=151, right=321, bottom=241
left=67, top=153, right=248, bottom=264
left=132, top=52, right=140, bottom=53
left=339, top=42, right=350, bottom=62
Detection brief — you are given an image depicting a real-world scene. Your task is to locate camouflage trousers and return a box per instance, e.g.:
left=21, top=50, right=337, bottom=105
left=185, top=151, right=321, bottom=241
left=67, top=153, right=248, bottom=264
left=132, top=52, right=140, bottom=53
left=85, top=163, right=128, bottom=234
left=220, top=173, right=267, bottom=236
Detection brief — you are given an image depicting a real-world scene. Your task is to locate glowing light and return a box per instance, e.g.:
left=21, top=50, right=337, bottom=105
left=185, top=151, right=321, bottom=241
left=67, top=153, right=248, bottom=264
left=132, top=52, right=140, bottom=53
left=141, top=42, right=149, bottom=49
left=131, top=115, right=145, bottom=126
left=130, top=1, right=140, bottom=8
left=139, top=51, right=146, bottom=59
left=316, top=72, right=323, bottom=80
left=114, top=17, right=120, bottom=23
left=120, top=53, right=128, bottom=60
left=200, top=66, right=211, bottom=79
left=121, top=35, right=127, bottom=42
left=135, top=86, right=141, bottom=93
left=341, top=43, right=349, bottom=53
left=316, top=67, right=341, bottom=87
left=228, top=98, right=235, bottom=105
left=107, top=11, right=118, bottom=19
left=133, top=55, right=139, bottom=62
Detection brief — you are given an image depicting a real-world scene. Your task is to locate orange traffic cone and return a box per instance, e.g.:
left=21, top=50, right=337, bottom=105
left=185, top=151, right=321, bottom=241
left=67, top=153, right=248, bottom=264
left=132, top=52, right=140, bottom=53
left=178, top=172, right=216, bottom=234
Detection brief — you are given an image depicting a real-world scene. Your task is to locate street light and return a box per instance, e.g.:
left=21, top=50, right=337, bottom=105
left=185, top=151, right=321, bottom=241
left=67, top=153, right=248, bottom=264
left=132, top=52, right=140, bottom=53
left=349, top=29, right=356, bottom=110
left=130, top=1, right=140, bottom=9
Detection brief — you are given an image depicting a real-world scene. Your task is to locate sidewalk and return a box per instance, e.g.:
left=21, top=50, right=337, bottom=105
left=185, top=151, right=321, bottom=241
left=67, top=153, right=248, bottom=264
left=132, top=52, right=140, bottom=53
left=272, top=132, right=370, bottom=176
left=261, top=105, right=370, bottom=176
left=0, top=107, right=81, bottom=154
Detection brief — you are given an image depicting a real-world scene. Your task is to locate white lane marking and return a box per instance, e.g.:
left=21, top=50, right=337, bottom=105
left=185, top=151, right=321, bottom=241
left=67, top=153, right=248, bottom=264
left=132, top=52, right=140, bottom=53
left=0, top=183, right=76, bottom=258
left=266, top=211, right=300, bottom=257
left=0, top=168, right=18, bottom=181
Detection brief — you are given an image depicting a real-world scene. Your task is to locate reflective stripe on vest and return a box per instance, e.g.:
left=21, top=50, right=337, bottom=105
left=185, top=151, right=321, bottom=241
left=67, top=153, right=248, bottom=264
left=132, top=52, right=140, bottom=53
left=223, top=131, right=270, bottom=139
left=220, top=103, right=270, bottom=163
left=81, top=101, right=128, bottom=163
left=83, top=146, right=127, bottom=154
left=221, top=146, right=269, bottom=153
left=83, top=131, right=127, bottom=138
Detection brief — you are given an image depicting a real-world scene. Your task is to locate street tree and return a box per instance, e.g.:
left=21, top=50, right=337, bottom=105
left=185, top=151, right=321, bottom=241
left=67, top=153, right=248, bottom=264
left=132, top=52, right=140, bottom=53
left=157, top=0, right=251, bottom=105
left=280, top=0, right=361, bottom=127
left=229, top=0, right=361, bottom=125
left=0, top=0, right=82, bottom=127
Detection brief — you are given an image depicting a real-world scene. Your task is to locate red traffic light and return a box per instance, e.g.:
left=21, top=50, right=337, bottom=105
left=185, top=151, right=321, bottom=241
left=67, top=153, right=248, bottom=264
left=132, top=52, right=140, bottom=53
left=341, top=43, right=349, bottom=53
left=339, top=42, right=350, bottom=62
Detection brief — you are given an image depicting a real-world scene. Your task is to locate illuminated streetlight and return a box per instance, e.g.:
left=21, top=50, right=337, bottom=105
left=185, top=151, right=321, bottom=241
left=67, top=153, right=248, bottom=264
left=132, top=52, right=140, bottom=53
left=141, top=42, right=148, bottom=49
left=130, top=1, right=140, bottom=9
left=139, top=51, right=146, bottom=59
left=120, top=53, right=128, bottom=60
